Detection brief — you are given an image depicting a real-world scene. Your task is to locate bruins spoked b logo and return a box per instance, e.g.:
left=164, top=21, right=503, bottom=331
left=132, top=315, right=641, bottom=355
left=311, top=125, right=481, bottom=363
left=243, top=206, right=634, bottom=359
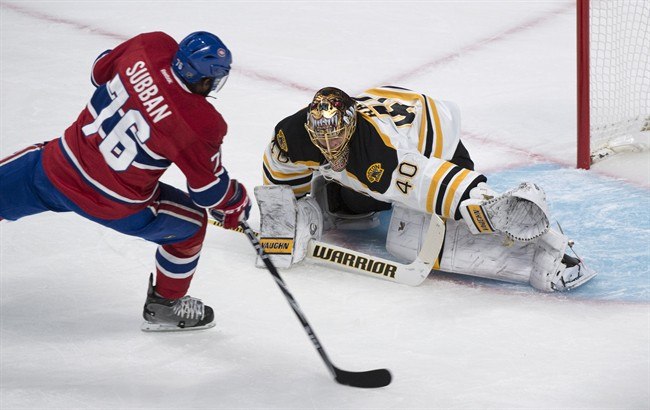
left=366, top=162, right=384, bottom=183
left=276, top=130, right=288, bottom=152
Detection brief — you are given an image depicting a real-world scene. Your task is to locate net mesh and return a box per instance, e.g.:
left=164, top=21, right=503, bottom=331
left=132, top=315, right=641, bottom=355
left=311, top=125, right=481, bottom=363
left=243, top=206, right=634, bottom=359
left=589, top=0, right=650, bottom=156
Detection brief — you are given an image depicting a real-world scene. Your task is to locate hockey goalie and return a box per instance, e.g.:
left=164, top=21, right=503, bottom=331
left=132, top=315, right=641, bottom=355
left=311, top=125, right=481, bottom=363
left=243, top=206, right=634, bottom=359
left=257, top=86, right=597, bottom=292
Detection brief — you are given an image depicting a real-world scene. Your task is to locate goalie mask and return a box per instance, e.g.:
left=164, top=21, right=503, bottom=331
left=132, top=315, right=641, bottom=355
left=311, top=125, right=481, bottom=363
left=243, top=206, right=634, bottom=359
left=304, top=87, right=357, bottom=171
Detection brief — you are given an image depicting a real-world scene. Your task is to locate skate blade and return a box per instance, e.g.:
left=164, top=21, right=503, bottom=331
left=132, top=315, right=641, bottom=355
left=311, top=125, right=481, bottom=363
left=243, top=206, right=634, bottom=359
left=140, top=321, right=216, bottom=332
left=564, top=270, right=597, bottom=290
left=557, top=263, right=598, bottom=291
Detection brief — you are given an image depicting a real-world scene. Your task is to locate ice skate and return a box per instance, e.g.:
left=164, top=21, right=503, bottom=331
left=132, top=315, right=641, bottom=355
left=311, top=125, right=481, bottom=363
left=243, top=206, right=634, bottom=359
left=141, top=274, right=215, bottom=332
left=549, top=254, right=598, bottom=291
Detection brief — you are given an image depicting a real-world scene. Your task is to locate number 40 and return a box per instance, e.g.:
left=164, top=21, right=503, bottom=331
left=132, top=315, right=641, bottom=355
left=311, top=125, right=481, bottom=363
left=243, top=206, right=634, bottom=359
left=396, top=162, right=418, bottom=194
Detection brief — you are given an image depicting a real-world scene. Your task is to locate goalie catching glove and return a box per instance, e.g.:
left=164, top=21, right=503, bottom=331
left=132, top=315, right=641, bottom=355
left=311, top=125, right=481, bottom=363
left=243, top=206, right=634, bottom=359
left=459, top=182, right=550, bottom=242
left=210, top=179, right=251, bottom=229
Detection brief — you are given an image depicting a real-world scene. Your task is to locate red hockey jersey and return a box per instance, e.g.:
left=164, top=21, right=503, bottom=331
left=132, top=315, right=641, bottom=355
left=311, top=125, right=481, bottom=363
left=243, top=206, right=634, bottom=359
left=42, top=32, right=232, bottom=219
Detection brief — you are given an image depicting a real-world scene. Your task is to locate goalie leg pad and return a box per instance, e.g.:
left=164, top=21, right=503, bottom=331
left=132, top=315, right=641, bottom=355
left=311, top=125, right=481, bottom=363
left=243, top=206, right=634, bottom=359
left=254, top=185, right=323, bottom=268
left=386, top=204, right=432, bottom=263
left=529, top=230, right=597, bottom=291
left=440, top=219, right=535, bottom=284
left=440, top=220, right=597, bottom=291
left=294, top=196, right=323, bottom=264
left=459, top=182, right=550, bottom=242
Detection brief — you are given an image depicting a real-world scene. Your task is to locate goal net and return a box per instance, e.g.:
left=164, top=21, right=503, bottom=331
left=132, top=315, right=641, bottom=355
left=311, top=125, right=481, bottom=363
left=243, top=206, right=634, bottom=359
left=577, top=0, right=650, bottom=169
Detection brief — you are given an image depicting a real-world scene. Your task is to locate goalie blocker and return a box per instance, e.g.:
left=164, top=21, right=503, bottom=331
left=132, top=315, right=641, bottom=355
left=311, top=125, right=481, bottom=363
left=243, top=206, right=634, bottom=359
left=255, top=184, right=596, bottom=292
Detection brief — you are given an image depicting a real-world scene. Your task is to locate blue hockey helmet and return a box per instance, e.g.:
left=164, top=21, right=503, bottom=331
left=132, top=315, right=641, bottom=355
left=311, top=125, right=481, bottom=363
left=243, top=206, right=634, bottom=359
left=173, top=31, right=232, bottom=94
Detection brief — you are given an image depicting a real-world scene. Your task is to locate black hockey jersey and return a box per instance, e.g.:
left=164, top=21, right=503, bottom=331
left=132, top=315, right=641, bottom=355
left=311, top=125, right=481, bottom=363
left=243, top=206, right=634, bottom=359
left=262, top=86, right=487, bottom=219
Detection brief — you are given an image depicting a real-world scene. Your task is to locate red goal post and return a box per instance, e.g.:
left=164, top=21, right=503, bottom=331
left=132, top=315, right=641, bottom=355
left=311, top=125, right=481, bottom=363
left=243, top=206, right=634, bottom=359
left=576, top=0, right=650, bottom=170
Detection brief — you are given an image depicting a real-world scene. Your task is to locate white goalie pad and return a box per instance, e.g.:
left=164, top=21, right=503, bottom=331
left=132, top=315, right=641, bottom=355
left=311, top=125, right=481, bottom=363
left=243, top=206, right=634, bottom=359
left=529, top=231, right=598, bottom=291
left=253, top=185, right=446, bottom=285
left=439, top=219, right=597, bottom=291
left=254, top=185, right=323, bottom=268
left=386, top=204, right=433, bottom=262
left=459, top=182, right=550, bottom=242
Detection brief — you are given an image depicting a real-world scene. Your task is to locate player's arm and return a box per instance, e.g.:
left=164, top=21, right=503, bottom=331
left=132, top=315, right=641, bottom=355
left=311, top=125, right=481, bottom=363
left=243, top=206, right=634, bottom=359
left=262, top=135, right=315, bottom=198
left=386, top=149, right=486, bottom=220
left=176, top=141, right=250, bottom=230
left=90, top=49, right=113, bottom=87
left=90, top=32, right=176, bottom=87
left=262, top=106, right=334, bottom=198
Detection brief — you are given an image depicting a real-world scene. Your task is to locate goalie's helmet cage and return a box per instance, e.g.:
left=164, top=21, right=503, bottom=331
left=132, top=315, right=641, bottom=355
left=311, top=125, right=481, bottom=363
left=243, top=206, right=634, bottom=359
left=173, top=31, right=232, bottom=94
left=304, top=87, right=357, bottom=171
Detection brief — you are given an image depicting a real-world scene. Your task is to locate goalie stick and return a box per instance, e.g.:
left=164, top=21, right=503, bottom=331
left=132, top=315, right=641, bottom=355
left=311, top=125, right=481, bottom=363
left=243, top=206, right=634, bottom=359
left=238, top=221, right=392, bottom=388
left=208, top=214, right=445, bottom=286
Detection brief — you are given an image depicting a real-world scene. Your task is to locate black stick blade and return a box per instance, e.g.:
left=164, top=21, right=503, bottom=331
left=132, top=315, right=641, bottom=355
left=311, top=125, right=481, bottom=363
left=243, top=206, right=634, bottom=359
left=334, top=367, right=392, bottom=388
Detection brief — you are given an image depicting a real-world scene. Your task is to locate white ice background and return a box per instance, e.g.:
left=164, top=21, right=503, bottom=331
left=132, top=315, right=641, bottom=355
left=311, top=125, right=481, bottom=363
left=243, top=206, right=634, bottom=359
left=1, top=1, right=649, bottom=409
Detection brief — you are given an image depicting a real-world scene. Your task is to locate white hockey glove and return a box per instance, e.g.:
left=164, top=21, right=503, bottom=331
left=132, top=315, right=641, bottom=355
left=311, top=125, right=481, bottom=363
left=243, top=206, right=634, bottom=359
left=459, top=182, right=550, bottom=242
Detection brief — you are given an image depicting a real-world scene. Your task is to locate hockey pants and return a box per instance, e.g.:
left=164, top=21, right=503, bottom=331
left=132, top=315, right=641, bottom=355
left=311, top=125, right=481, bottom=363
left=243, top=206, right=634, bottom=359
left=0, top=145, right=207, bottom=299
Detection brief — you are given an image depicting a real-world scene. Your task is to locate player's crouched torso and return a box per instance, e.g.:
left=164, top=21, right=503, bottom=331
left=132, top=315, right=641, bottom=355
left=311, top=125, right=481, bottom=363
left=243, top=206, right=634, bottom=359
left=41, top=32, right=225, bottom=220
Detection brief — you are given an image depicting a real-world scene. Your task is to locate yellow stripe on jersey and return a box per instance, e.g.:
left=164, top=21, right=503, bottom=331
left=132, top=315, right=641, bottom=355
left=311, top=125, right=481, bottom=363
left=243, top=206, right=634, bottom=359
left=417, top=117, right=427, bottom=154
left=343, top=170, right=374, bottom=192
left=415, top=96, right=428, bottom=154
left=426, top=161, right=454, bottom=214
left=427, top=97, right=444, bottom=158
left=263, top=155, right=312, bottom=180
left=359, top=111, right=396, bottom=149
left=294, top=160, right=321, bottom=168
left=292, top=184, right=312, bottom=196
left=363, top=87, right=423, bottom=102
left=361, top=88, right=433, bottom=157
left=443, top=168, right=471, bottom=217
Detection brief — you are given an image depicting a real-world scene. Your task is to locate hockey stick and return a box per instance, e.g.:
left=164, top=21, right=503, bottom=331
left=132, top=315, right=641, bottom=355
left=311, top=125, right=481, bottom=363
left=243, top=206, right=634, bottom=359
left=238, top=221, right=392, bottom=388
left=208, top=215, right=445, bottom=286
left=306, top=214, right=445, bottom=286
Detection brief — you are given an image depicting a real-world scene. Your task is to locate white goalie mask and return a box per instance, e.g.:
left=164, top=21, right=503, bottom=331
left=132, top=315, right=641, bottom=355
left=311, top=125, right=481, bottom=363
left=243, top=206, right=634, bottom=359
left=304, top=87, right=357, bottom=171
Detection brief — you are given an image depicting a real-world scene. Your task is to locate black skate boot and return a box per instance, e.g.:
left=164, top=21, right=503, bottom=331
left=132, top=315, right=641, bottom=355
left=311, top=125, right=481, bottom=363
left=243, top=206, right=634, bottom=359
left=141, top=273, right=215, bottom=332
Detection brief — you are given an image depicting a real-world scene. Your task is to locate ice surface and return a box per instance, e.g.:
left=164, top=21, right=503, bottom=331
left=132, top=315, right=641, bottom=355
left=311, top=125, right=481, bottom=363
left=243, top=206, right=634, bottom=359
left=1, top=1, right=648, bottom=409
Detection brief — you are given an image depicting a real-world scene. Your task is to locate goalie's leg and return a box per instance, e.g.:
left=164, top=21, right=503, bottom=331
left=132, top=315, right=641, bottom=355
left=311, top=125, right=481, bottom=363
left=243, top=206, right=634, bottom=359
left=439, top=219, right=597, bottom=291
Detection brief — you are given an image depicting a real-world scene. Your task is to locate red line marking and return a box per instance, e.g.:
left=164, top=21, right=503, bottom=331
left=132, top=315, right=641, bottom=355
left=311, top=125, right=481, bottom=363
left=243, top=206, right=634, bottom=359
left=460, top=130, right=569, bottom=172
left=0, top=2, right=127, bottom=41
left=0, top=2, right=314, bottom=92
left=6, top=2, right=645, bottom=188
left=375, top=3, right=575, bottom=86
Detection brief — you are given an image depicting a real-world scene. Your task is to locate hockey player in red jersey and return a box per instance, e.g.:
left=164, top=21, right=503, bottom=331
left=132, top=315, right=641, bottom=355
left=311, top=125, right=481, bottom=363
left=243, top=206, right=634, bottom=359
left=0, top=31, right=250, bottom=331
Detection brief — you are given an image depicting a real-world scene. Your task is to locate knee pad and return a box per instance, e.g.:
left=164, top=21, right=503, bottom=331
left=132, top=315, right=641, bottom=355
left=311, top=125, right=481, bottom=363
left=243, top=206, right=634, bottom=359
left=386, top=205, right=432, bottom=262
